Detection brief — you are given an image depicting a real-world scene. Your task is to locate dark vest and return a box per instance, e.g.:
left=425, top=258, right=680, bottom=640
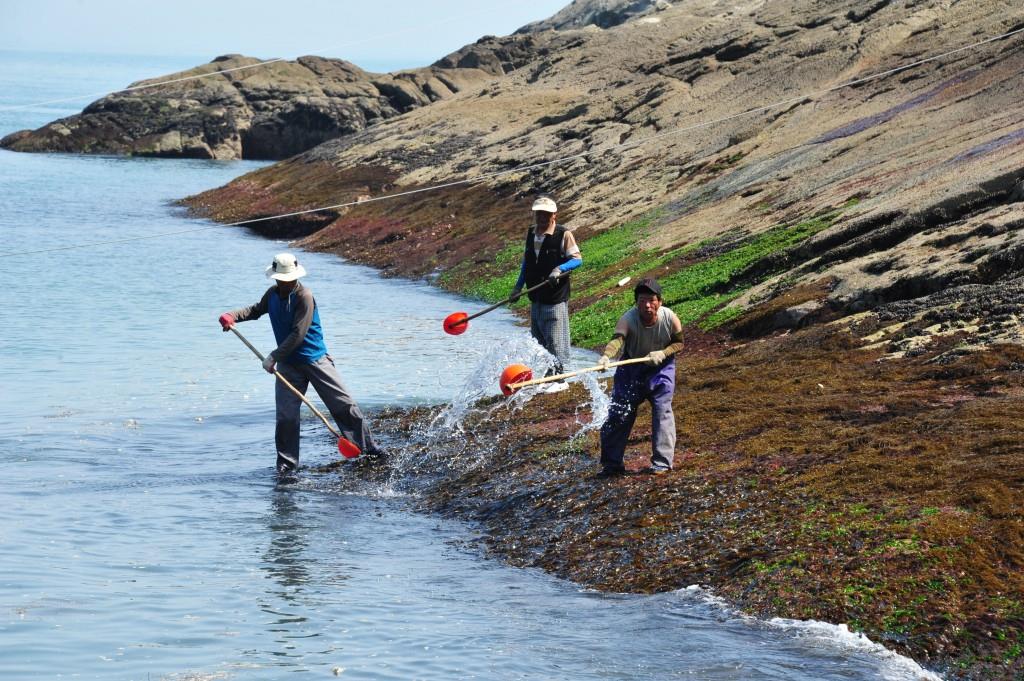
left=524, top=226, right=571, bottom=305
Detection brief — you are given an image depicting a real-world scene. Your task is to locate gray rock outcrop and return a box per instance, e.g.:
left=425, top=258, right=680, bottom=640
left=0, top=49, right=531, bottom=160
left=516, top=0, right=660, bottom=32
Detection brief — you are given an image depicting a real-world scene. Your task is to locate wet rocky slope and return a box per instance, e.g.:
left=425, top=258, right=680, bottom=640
left=24, top=0, right=1023, bottom=676
left=339, top=324, right=1024, bottom=680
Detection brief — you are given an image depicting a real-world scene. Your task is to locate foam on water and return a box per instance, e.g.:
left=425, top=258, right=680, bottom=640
left=766, top=619, right=943, bottom=681
left=675, top=585, right=943, bottom=681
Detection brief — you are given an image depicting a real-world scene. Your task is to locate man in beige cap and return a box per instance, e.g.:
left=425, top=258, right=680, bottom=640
left=219, top=253, right=384, bottom=474
left=511, top=195, right=582, bottom=385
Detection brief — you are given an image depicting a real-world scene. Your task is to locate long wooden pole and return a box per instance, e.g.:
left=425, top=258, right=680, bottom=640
left=508, top=357, right=650, bottom=390
left=229, top=326, right=341, bottom=439
left=452, top=279, right=553, bottom=327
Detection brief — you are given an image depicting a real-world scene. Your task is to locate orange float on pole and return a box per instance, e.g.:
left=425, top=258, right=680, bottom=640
left=442, top=280, right=554, bottom=336
left=499, top=364, right=534, bottom=396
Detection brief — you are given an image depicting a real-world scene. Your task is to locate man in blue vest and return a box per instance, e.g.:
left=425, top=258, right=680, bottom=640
left=219, top=253, right=383, bottom=474
left=511, top=195, right=583, bottom=386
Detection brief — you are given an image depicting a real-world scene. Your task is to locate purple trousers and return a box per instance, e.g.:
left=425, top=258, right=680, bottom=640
left=599, top=358, right=676, bottom=471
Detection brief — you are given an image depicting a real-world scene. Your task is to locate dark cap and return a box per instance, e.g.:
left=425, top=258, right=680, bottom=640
left=633, top=277, right=662, bottom=300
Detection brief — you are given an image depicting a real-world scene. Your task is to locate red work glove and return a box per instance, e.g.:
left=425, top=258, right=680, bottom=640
left=218, top=313, right=235, bottom=331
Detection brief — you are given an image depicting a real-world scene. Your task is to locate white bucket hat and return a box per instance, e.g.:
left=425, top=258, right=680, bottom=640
left=531, top=196, right=557, bottom=213
left=265, top=253, right=307, bottom=281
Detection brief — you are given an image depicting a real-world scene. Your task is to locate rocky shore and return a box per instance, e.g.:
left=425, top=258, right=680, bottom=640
left=325, top=318, right=1024, bottom=680
left=177, top=1, right=1023, bottom=677
left=9, top=0, right=1024, bottom=676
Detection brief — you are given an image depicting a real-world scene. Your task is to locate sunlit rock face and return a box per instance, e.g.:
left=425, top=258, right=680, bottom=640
left=182, top=0, right=1024, bottom=341
left=0, top=45, right=537, bottom=160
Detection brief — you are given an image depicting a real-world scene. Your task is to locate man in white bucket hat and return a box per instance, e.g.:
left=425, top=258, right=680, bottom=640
left=510, top=195, right=582, bottom=388
left=219, top=253, right=384, bottom=473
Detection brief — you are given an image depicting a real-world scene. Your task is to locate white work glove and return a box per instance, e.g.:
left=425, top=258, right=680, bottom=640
left=597, top=355, right=611, bottom=371
left=262, top=355, right=277, bottom=373
left=547, top=267, right=562, bottom=283
left=646, top=350, right=667, bottom=366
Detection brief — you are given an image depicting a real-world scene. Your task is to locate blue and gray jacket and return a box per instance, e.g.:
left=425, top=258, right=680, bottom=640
left=228, top=282, right=327, bottom=364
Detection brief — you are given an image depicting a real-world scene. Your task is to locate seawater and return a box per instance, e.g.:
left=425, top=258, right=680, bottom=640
left=0, top=52, right=942, bottom=680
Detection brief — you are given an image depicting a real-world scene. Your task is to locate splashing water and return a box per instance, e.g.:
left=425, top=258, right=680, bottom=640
left=378, top=335, right=616, bottom=480
left=430, top=333, right=556, bottom=434
left=570, top=370, right=611, bottom=445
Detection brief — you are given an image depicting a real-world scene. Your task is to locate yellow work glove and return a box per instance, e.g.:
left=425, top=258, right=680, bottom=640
left=646, top=350, right=666, bottom=366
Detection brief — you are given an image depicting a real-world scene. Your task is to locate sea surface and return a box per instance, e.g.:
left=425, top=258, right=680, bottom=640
left=0, top=51, right=942, bottom=680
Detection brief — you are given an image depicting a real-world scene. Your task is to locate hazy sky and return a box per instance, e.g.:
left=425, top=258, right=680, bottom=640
left=2, top=0, right=571, bottom=70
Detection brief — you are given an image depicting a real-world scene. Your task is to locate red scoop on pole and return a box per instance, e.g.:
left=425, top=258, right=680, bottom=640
left=443, top=280, right=551, bottom=336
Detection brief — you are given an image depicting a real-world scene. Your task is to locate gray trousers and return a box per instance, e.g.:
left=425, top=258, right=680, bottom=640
left=530, top=300, right=571, bottom=374
left=274, top=354, right=379, bottom=469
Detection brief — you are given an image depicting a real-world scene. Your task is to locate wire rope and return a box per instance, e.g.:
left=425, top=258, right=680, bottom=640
left=3, top=24, right=1022, bottom=258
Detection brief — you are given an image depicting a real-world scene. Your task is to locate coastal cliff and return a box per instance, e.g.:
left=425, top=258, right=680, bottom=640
left=12, top=0, right=1024, bottom=676
left=0, top=40, right=540, bottom=159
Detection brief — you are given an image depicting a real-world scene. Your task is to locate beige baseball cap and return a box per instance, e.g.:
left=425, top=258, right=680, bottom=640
left=531, top=196, right=557, bottom=212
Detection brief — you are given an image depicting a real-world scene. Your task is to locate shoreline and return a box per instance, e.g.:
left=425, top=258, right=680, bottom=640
left=176, top=158, right=1024, bottom=679
left=312, top=317, right=1024, bottom=681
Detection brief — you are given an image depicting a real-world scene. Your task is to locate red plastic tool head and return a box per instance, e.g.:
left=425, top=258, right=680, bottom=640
left=443, top=312, right=469, bottom=335
left=338, top=437, right=361, bottom=459
left=500, top=364, right=533, bottom=396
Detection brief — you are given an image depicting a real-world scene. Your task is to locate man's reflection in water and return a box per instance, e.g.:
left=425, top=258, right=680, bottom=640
left=259, top=486, right=354, bottom=665
left=263, top=489, right=311, bottom=597
left=259, top=488, right=316, bottom=665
